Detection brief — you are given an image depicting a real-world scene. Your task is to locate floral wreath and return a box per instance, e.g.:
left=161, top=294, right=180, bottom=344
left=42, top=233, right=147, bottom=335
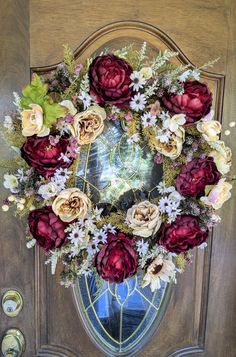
left=1, top=43, right=235, bottom=292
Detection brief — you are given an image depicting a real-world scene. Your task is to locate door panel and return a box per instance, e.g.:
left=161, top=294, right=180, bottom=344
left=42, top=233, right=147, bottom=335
left=1, top=1, right=236, bottom=357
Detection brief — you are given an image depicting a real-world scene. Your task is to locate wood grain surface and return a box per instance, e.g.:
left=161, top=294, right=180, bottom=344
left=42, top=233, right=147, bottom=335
left=0, top=1, right=35, bottom=356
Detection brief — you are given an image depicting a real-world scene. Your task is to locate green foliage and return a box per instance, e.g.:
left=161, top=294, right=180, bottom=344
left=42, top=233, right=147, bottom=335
left=42, top=99, right=66, bottom=126
left=20, top=73, right=66, bottom=127
left=97, top=211, right=133, bottom=235
left=63, top=44, right=75, bottom=74
left=21, top=73, right=48, bottom=107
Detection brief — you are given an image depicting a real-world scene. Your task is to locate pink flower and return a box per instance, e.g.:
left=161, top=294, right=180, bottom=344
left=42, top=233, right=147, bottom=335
left=124, top=112, right=133, bottom=121
left=154, top=153, right=163, bottom=164
left=74, top=64, right=83, bottom=76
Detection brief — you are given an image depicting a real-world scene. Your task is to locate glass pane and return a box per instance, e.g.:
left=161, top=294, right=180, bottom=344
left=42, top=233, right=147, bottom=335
left=74, top=49, right=169, bottom=355
left=76, top=119, right=162, bottom=208
left=76, top=273, right=170, bottom=355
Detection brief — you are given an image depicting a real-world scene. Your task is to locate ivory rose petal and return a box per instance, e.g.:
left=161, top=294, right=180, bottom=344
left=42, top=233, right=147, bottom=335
left=68, top=105, right=106, bottom=145
left=154, top=126, right=185, bottom=159
left=197, top=120, right=222, bottom=142
left=52, top=188, right=91, bottom=222
left=209, top=141, right=232, bottom=175
left=22, top=104, right=50, bottom=137
left=126, top=201, right=162, bottom=238
left=60, top=100, right=77, bottom=116
left=201, top=178, right=232, bottom=210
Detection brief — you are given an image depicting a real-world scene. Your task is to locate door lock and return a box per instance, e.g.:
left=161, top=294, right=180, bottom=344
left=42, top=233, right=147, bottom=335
left=1, top=329, right=25, bottom=357
left=2, top=290, right=23, bottom=317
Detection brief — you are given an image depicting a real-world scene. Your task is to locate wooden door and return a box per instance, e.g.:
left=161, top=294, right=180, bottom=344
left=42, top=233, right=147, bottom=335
left=1, top=1, right=236, bottom=356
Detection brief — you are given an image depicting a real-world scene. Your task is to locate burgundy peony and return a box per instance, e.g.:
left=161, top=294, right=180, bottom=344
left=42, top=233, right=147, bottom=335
left=28, top=206, right=68, bottom=252
left=89, top=54, right=133, bottom=107
left=176, top=157, right=220, bottom=198
left=95, top=232, right=137, bottom=283
left=21, top=135, right=72, bottom=178
left=162, top=81, right=212, bottom=124
left=158, top=215, right=208, bottom=253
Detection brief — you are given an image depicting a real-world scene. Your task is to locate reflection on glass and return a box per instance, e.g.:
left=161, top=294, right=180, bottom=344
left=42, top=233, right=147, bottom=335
left=76, top=119, right=168, bottom=355
left=78, top=272, right=168, bottom=354
left=76, top=120, right=163, bottom=207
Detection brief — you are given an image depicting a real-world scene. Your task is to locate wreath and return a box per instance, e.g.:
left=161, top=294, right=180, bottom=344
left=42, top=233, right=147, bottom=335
left=1, top=43, right=234, bottom=291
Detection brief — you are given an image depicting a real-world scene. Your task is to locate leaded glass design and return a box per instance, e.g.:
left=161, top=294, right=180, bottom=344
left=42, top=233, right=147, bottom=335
left=76, top=120, right=162, bottom=207
left=76, top=273, right=170, bottom=355
left=75, top=114, right=170, bottom=354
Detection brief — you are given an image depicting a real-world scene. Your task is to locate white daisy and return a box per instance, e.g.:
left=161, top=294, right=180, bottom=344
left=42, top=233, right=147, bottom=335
left=53, top=168, right=72, bottom=183
left=130, top=71, right=146, bottom=91
left=158, top=197, right=171, bottom=213
left=82, top=268, right=93, bottom=277
left=78, top=91, right=92, bottom=109
left=156, top=128, right=171, bottom=143
left=166, top=209, right=181, bottom=223
left=92, top=229, right=108, bottom=245
left=157, top=181, right=167, bottom=194
left=136, top=239, right=149, bottom=257
left=93, top=206, right=103, bottom=221
left=141, top=112, right=156, bottom=128
left=68, top=227, right=86, bottom=245
left=50, top=179, right=65, bottom=193
left=110, top=106, right=121, bottom=114
left=165, top=200, right=180, bottom=213
left=15, top=168, right=26, bottom=183
left=59, top=153, right=70, bottom=163
left=130, top=93, right=147, bottom=112
left=86, top=242, right=100, bottom=257
left=159, top=111, right=170, bottom=121
left=142, top=254, right=176, bottom=292
left=103, top=223, right=116, bottom=234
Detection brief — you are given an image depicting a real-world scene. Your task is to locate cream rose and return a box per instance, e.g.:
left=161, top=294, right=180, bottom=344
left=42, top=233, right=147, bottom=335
left=60, top=100, right=77, bottom=116
left=197, top=120, right=222, bottom=142
left=52, top=188, right=91, bottom=222
left=68, top=105, right=106, bottom=145
left=22, top=104, right=50, bottom=137
left=139, top=67, right=153, bottom=79
left=209, top=141, right=232, bottom=175
left=154, top=127, right=185, bottom=159
left=126, top=201, right=162, bottom=238
left=201, top=178, right=232, bottom=210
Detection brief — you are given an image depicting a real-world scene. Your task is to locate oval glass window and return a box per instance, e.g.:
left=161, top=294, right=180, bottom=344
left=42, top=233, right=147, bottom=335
left=74, top=110, right=170, bottom=355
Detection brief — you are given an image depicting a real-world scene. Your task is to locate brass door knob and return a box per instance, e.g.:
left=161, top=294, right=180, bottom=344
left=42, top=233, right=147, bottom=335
left=2, top=290, right=23, bottom=317
left=1, top=329, right=25, bottom=357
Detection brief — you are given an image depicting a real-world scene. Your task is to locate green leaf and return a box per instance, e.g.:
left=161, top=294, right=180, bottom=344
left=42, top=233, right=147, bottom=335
left=20, top=73, right=66, bottom=128
left=205, top=185, right=214, bottom=195
left=42, top=100, right=66, bottom=127
left=21, top=74, right=48, bottom=108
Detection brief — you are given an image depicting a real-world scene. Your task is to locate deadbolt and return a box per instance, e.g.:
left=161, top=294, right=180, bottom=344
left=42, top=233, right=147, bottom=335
left=2, top=290, right=23, bottom=317
left=1, top=329, right=25, bottom=357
